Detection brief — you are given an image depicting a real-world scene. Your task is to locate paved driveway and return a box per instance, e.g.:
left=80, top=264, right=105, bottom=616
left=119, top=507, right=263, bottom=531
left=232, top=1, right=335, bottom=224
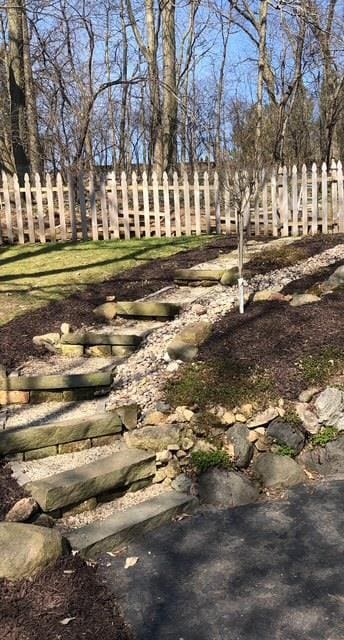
left=100, top=480, right=344, bottom=640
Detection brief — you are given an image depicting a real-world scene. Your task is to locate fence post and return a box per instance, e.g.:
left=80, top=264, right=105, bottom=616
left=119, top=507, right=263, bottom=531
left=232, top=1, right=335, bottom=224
left=302, top=164, right=308, bottom=235
left=311, top=162, right=318, bottom=234
left=291, top=165, right=298, bottom=236
left=194, top=171, right=201, bottom=235
left=331, top=159, right=338, bottom=231
left=204, top=171, right=211, bottom=234
left=321, top=162, right=328, bottom=235
left=108, top=172, right=119, bottom=239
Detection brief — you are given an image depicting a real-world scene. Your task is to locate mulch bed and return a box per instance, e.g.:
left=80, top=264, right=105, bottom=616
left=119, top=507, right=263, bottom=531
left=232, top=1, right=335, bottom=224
left=0, top=555, right=133, bottom=640
left=196, top=289, right=344, bottom=401
left=0, top=461, right=25, bottom=520
left=1, top=233, right=344, bottom=372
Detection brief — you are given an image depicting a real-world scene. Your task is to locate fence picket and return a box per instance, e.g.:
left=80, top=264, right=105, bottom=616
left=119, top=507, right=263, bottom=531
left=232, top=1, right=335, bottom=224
left=163, top=172, right=171, bottom=237
left=121, top=171, right=130, bottom=240
left=88, top=173, right=98, bottom=241
left=56, top=172, right=67, bottom=241
left=34, top=173, right=45, bottom=243
left=183, top=172, right=191, bottom=235
left=214, top=172, right=221, bottom=234
left=291, top=165, right=298, bottom=236
left=173, top=172, right=181, bottom=237
left=194, top=171, right=201, bottom=235
left=262, top=171, right=268, bottom=236
left=13, top=173, right=25, bottom=244
left=67, top=171, right=77, bottom=241
left=152, top=171, right=161, bottom=237
left=2, top=171, right=13, bottom=243
left=271, top=170, right=278, bottom=236
left=321, top=162, right=328, bottom=235
left=204, top=171, right=211, bottom=234
left=302, top=164, right=308, bottom=235
left=142, top=171, right=150, bottom=238
left=78, top=171, right=88, bottom=240
left=100, top=175, right=109, bottom=240
left=337, top=160, right=344, bottom=232
left=132, top=171, right=141, bottom=238
left=46, top=173, right=55, bottom=242
left=331, top=159, right=338, bottom=231
left=108, top=172, right=119, bottom=239
left=311, top=163, right=318, bottom=234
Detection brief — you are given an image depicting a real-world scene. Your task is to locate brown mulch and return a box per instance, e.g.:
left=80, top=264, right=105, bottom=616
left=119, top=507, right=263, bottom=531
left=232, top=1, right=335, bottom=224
left=0, top=461, right=26, bottom=520
left=0, top=555, right=133, bottom=640
left=1, top=234, right=343, bottom=372
left=197, top=289, right=344, bottom=400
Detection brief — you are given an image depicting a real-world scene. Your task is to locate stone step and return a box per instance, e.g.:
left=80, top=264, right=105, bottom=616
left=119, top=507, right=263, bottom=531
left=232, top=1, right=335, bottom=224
left=26, top=448, right=156, bottom=512
left=0, top=372, right=113, bottom=391
left=174, top=268, right=225, bottom=282
left=0, top=412, right=122, bottom=457
left=67, top=491, right=197, bottom=558
left=115, top=301, right=180, bottom=318
left=61, top=332, right=142, bottom=346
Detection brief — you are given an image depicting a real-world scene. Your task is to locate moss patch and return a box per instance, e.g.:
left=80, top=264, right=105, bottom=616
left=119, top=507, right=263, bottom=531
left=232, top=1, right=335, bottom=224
left=191, top=449, right=232, bottom=473
left=297, top=348, right=344, bottom=386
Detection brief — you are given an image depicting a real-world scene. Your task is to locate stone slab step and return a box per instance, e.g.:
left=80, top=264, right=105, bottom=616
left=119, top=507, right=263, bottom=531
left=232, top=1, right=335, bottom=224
left=115, top=301, right=180, bottom=318
left=26, top=449, right=156, bottom=512
left=174, top=268, right=224, bottom=282
left=0, top=372, right=113, bottom=392
left=0, top=412, right=122, bottom=456
left=67, top=491, right=198, bottom=558
left=61, top=332, right=142, bottom=346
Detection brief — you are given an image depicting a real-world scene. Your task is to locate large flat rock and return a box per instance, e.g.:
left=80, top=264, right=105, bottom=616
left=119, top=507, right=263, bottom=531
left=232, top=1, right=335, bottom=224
left=67, top=491, right=197, bottom=558
left=61, top=332, right=142, bottom=346
left=174, top=269, right=224, bottom=282
left=1, top=372, right=113, bottom=391
left=115, top=301, right=180, bottom=318
left=26, top=449, right=156, bottom=512
left=0, top=412, right=122, bottom=455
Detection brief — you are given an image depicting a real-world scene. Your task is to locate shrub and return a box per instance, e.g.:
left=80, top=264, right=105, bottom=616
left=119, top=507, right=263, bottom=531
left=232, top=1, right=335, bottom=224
left=191, top=449, right=232, bottom=474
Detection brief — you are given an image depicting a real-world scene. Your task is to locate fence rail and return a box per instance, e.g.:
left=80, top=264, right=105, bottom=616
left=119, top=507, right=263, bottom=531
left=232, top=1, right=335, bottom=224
left=1, top=161, right=344, bottom=245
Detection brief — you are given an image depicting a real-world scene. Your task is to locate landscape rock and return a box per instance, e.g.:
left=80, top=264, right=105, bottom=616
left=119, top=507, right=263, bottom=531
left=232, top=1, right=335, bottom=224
left=253, top=290, right=290, bottom=303
left=5, top=497, right=39, bottom=523
left=314, top=387, right=344, bottom=428
left=327, top=264, right=344, bottom=288
left=221, top=411, right=236, bottom=426
left=167, top=321, right=212, bottom=362
left=60, top=323, right=71, bottom=335
left=298, top=387, right=320, bottom=403
left=295, top=403, right=320, bottom=434
left=93, top=302, right=117, bottom=320
left=171, top=473, right=192, bottom=493
left=198, top=469, right=259, bottom=507
left=220, top=269, right=239, bottom=286
left=0, top=523, right=66, bottom=580
left=33, top=333, right=60, bottom=353
left=247, top=407, right=279, bottom=429
left=156, top=450, right=172, bottom=464
left=290, top=293, right=321, bottom=307
left=124, top=424, right=182, bottom=452
left=224, top=424, right=253, bottom=468
left=252, top=453, right=304, bottom=488
left=143, top=410, right=167, bottom=426
left=266, top=419, right=305, bottom=454
left=298, top=436, right=344, bottom=476
left=30, top=513, right=55, bottom=528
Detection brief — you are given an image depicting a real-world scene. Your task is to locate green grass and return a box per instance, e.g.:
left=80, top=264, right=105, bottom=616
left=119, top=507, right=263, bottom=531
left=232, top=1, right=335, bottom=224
left=312, top=427, right=339, bottom=447
left=297, top=348, right=344, bottom=386
left=0, top=236, right=212, bottom=326
left=165, top=359, right=276, bottom=411
left=191, top=449, right=233, bottom=474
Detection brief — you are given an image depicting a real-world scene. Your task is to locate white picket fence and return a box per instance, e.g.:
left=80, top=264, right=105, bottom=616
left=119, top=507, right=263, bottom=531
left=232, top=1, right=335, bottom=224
left=0, top=161, right=344, bottom=244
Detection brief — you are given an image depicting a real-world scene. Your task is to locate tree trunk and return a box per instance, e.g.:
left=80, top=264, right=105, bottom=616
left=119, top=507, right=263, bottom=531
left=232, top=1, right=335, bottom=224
left=162, top=0, right=177, bottom=172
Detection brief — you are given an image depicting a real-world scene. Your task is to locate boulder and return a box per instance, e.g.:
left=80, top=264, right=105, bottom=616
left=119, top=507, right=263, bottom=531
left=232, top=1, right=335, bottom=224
left=93, top=302, right=117, bottom=320
left=124, top=423, right=183, bottom=452
left=5, top=497, right=39, bottom=523
left=167, top=321, right=212, bottom=362
left=198, top=468, right=259, bottom=507
left=314, top=387, right=344, bottom=428
left=327, top=264, right=344, bottom=288
left=295, top=403, right=320, bottom=435
left=171, top=473, right=192, bottom=493
left=33, top=333, right=60, bottom=353
left=0, top=523, right=66, bottom=581
left=252, top=453, right=304, bottom=488
left=247, top=407, right=279, bottom=429
left=266, top=419, right=305, bottom=454
left=298, top=437, right=344, bottom=476
left=253, top=290, right=290, bottom=303
left=289, top=293, right=320, bottom=307
left=224, top=424, right=253, bottom=468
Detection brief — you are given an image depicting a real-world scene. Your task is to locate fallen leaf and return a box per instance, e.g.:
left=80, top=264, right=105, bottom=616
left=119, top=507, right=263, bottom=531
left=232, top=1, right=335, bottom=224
left=60, top=617, right=76, bottom=625
left=304, top=469, right=315, bottom=480
left=125, top=556, right=139, bottom=569
left=63, top=570, right=75, bottom=575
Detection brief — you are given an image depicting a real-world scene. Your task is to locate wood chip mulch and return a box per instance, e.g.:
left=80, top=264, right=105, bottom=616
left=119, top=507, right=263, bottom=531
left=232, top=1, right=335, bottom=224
left=0, top=555, right=133, bottom=640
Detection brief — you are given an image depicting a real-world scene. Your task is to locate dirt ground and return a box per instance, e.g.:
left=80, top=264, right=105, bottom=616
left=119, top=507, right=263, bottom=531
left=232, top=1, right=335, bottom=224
left=0, top=462, right=25, bottom=520
left=0, top=555, right=132, bottom=640
left=1, top=233, right=344, bottom=372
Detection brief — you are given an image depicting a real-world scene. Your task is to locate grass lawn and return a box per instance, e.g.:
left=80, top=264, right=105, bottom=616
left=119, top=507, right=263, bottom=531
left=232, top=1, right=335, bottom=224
left=0, top=236, right=212, bottom=326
